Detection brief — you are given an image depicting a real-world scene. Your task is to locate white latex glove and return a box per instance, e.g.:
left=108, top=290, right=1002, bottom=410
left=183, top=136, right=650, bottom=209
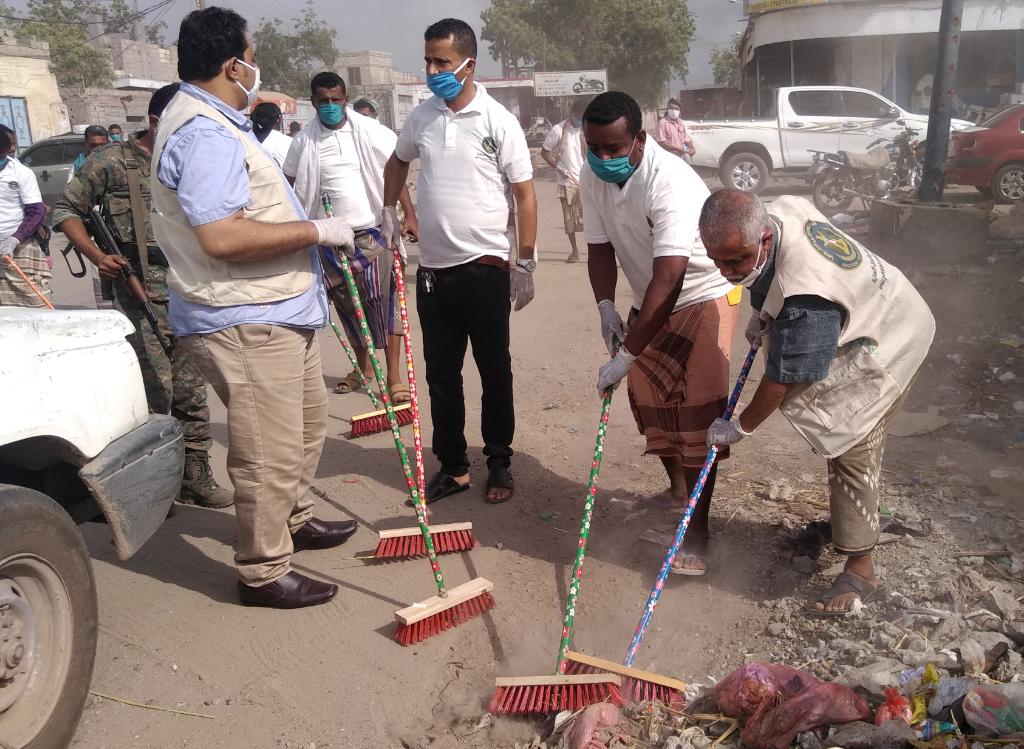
left=597, top=347, right=637, bottom=396
left=0, top=236, right=18, bottom=257
left=381, top=206, right=401, bottom=249
left=597, top=299, right=626, bottom=355
left=510, top=267, right=534, bottom=311
left=310, top=217, right=355, bottom=249
left=706, top=417, right=751, bottom=448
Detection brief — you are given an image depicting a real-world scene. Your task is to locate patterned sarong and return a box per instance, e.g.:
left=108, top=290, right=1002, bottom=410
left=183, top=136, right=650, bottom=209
left=627, top=295, right=738, bottom=466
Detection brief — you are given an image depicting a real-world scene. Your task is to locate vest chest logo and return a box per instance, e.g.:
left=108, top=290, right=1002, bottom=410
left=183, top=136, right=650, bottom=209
left=804, top=220, right=861, bottom=270
left=481, top=136, right=497, bottom=155
left=7, top=181, right=17, bottom=191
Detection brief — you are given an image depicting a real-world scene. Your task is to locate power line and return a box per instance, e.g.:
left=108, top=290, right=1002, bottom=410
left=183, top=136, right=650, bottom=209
left=0, top=0, right=171, bottom=27
left=61, top=0, right=177, bottom=53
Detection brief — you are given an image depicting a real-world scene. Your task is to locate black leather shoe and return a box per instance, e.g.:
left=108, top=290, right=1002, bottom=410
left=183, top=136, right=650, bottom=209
left=290, top=517, right=358, bottom=552
left=237, top=571, right=337, bottom=609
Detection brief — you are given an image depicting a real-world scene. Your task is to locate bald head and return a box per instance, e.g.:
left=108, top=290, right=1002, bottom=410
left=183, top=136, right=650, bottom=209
left=700, top=190, right=774, bottom=284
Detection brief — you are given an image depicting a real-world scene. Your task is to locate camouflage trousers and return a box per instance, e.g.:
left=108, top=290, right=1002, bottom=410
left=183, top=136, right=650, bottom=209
left=0, top=238, right=52, bottom=307
left=113, top=264, right=212, bottom=457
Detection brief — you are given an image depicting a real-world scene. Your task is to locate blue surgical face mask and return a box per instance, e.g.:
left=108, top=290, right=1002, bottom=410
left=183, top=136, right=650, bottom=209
left=111, top=134, right=122, bottom=142
left=0, top=157, right=8, bottom=170
left=587, top=137, right=639, bottom=183
left=426, top=57, right=472, bottom=102
left=318, top=102, right=345, bottom=127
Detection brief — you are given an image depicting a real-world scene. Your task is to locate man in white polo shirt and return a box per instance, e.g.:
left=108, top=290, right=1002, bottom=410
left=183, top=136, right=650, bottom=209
left=583, top=91, right=738, bottom=576
left=383, top=17, right=537, bottom=505
left=0, top=127, right=48, bottom=307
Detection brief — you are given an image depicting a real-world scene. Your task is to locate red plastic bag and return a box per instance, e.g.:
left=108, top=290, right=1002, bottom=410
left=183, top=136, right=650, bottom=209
left=875, top=687, right=913, bottom=725
left=714, top=662, right=871, bottom=749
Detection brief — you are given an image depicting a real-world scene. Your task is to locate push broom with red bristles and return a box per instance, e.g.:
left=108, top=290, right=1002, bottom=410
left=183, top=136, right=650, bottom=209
left=489, top=376, right=623, bottom=715
left=563, top=344, right=760, bottom=707
left=328, top=319, right=414, bottom=437
left=323, top=194, right=490, bottom=638
left=372, top=245, right=477, bottom=559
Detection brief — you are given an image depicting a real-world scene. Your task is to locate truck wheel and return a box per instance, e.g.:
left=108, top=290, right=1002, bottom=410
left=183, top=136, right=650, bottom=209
left=0, top=485, right=97, bottom=749
left=812, top=174, right=855, bottom=216
left=992, top=163, right=1024, bottom=203
left=720, top=152, right=769, bottom=194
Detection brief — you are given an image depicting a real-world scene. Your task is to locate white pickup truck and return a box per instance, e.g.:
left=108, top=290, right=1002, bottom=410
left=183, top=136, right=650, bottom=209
left=0, top=307, right=184, bottom=748
left=687, top=86, right=972, bottom=194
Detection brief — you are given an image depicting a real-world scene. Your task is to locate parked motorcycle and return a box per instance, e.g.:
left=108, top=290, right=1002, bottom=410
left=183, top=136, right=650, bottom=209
left=808, top=122, right=922, bottom=215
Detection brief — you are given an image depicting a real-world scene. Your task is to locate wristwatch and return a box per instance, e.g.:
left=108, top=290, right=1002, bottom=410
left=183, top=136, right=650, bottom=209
left=515, top=257, right=537, bottom=273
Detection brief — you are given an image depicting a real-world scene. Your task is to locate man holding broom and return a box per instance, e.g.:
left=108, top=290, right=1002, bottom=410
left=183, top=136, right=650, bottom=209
left=582, top=91, right=738, bottom=576
left=700, top=190, right=934, bottom=614
left=382, top=18, right=537, bottom=505
left=150, top=6, right=360, bottom=609
left=285, top=70, right=420, bottom=402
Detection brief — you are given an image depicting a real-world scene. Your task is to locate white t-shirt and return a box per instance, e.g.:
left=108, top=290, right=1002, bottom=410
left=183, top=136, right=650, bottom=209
left=581, top=139, right=733, bottom=311
left=395, top=84, right=533, bottom=268
left=304, top=120, right=377, bottom=229
left=260, top=129, right=292, bottom=171
left=0, top=158, right=42, bottom=240
left=542, top=118, right=584, bottom=186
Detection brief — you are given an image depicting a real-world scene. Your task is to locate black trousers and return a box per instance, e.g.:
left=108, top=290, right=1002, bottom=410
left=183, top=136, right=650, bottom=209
left=416, top=261, right=514, bottom=476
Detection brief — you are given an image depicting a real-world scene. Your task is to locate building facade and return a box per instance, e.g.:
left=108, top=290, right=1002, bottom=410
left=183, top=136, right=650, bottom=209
left=0, top=31, right=70, bottom=147
left=741, top=0, right=1024, bottom=117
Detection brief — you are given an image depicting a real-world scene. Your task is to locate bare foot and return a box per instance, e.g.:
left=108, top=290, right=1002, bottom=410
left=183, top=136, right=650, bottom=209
left=671, top=553, right=707, bottom=574
left=813, top=571, right=879, bottom=612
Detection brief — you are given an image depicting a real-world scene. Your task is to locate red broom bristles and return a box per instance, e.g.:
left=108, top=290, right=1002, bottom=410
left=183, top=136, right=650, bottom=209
left=393, top=591, right=495, bottom=646
left=374, top=528, right=477, bottom=559
left=488, top=680, right=625, bottom=715
left=350, top=406, right=414, bottom=438
left=563, top=660, right=686, bottom=709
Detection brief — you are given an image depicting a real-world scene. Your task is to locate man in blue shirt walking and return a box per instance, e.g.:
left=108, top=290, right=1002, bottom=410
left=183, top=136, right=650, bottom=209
left=151, top=7, right=362, bottom=609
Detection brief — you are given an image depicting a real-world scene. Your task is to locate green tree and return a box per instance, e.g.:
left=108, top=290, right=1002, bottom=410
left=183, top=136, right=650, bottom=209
left=253, top=1, right=339, bottom=98
left=710, top=35, right=742, bottom=88
left=481, top=0, right=695, bottom=108
left=0, top=0, right=146, bottom=88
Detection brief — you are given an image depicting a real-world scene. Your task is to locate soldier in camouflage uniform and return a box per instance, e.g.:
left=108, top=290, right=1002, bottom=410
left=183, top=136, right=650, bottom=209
left=53, top=83, right=232, bottom=508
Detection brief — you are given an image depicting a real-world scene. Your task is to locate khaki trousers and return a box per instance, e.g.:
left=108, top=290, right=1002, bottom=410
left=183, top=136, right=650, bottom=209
left=181, top=324, right=328, bottom=585
left=827, top=390, right=908, bottom=555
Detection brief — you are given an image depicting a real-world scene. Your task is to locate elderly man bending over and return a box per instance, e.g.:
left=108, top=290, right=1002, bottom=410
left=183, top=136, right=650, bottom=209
left=700, top=190, right=934, bottom=615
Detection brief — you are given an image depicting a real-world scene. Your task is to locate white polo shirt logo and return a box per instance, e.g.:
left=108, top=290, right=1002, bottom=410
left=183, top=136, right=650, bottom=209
left=7, top=182, right=17, bottom=191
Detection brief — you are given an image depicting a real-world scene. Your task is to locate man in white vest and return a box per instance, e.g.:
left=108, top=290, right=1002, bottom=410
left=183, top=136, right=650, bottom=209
left=700, top=190, right=934, bottom=616
left=151, top=7, right=362, bottom=609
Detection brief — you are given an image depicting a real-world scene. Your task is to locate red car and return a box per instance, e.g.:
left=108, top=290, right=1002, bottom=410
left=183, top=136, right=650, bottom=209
left=948, top=104, right=1024, bottom=203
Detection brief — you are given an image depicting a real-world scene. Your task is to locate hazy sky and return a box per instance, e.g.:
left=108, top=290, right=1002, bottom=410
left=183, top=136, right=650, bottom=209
left=13, top=0, right=746, bottom=89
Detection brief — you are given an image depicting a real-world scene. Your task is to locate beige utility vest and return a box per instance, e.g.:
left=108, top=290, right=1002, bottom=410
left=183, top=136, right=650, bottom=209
left=150, top=91, right=313, bottom=306
left=761, top=196, right=935, bottom=458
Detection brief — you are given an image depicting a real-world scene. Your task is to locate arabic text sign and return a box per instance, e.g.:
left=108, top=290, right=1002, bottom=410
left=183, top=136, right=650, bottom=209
left=747, top=0, right=827, bottom=12
left=533, top=70, right=608, bottom=97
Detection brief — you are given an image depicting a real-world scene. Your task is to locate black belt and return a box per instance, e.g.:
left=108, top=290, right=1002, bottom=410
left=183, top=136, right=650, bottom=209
left=421, top=256, right=510, bottom=273
left=120, top=243, right=168, bottom=267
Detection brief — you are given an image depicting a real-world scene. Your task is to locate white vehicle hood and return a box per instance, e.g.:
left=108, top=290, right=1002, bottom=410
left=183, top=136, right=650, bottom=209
left=0, top=308, right=149, bottom=460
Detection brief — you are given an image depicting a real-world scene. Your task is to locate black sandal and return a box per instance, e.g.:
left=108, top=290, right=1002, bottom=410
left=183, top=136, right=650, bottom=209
left=485, top=464, right=514, bottom=504
left=420, top=471, right=470, bottom=505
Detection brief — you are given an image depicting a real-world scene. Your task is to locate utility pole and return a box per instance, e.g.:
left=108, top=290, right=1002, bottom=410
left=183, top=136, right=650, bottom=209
left=919, top=0, right=964, bottom=202
left=196, top=0, right=205, bottom=8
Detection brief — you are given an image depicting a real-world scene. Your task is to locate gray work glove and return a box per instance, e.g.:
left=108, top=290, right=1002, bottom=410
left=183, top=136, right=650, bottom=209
left=741, top=311, right=770, bottom=352
left=596, top=347, right=636, bottom=396
left=0, top=236, right=18, bottom=258
left=310, top=217, right=355, bottom=249
left=597, top=299, right=626, bottom=355
left=706, top=417, right=751, bottom=447
left=510, top=267, right=534, bottom=311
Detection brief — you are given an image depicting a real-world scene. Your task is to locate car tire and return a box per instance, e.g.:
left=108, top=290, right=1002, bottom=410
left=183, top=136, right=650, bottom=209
left=720, top=152, right=769, bottom=194
left=0, top=484, right=97, bottom=749
left=992, top=163, right=1024, bottom=204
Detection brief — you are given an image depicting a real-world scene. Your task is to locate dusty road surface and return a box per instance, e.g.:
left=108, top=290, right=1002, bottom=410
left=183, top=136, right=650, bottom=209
left=50, top=174, right=1022, bottom=748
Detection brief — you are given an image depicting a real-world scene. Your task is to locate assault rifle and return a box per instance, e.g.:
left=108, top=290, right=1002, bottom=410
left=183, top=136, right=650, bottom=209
left=88, top=207, right=173, bottom=356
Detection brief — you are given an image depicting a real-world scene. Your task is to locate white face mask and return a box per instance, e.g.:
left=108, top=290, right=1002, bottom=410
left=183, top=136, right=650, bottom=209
left=666, top=108, right=680, bottom=120
left=735, top=243, right=769, bottom=288
left=233, top=58, right=261, bottom=109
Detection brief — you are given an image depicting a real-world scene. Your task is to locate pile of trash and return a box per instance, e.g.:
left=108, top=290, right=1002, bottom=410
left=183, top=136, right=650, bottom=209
left=534, top=657, right=1022, bottom=749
